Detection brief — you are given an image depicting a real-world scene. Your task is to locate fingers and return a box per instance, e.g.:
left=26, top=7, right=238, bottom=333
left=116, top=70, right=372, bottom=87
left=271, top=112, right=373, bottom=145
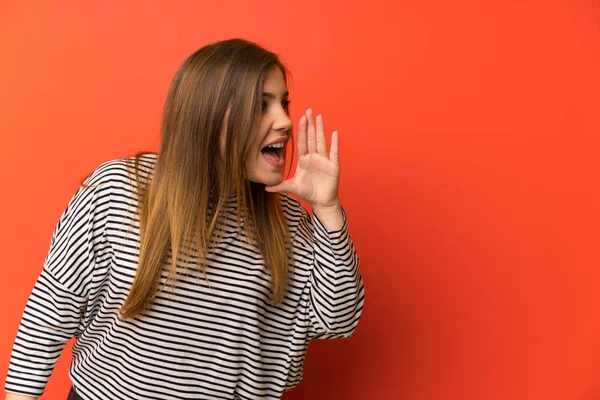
left=306, top=109, right=317, bottom=154
left=302, top=108, right=336, bottom=161
left=330, top=131, right=339, bottom=167
left=316, top=114, right=327, bottom=155
left=297, top=115, right=308, bottom=157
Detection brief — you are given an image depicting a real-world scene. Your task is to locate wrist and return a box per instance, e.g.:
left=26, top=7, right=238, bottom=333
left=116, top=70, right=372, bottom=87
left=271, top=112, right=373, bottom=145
left=311, top=202, right=344, bottom=232
left=311, top=200, right=341, bottom=213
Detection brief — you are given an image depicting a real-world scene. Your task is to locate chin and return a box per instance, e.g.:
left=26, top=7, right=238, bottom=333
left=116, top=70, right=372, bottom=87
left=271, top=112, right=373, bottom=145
left=248, top=173, right=284, bottom=187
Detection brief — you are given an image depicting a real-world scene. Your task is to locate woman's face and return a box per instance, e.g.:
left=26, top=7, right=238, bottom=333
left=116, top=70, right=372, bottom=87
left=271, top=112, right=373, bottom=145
left=245, top=66, right=293, bottom=186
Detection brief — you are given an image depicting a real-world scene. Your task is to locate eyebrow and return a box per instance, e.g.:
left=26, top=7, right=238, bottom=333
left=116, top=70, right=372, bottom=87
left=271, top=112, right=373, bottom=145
left=262, top=91, right=289, bottom=99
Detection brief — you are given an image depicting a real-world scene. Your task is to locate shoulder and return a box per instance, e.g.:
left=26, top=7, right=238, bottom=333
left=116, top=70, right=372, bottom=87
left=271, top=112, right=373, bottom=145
left=68, top=153, right=157, bottom=216
left=83, top=152, right=157, bottom=190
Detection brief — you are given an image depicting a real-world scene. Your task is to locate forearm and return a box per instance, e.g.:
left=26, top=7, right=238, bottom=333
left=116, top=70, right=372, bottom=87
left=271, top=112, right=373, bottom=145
left=5, top=393, right=37, bottom=400
left=307, top=204, right=364, bottom=336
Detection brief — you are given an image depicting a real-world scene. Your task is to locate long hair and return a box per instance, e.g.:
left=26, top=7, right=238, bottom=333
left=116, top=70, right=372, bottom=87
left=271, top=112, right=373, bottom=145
left=118, top=38, right=295, bottom=319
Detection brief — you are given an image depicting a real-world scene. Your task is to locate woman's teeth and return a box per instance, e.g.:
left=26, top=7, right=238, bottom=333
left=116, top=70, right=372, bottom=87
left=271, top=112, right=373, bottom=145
left=265, top=141, right=285, bottom=149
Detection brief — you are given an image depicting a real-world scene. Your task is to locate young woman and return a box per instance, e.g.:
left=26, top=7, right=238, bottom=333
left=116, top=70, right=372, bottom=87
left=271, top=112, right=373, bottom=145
left=5, top=38, right=364, bottom=400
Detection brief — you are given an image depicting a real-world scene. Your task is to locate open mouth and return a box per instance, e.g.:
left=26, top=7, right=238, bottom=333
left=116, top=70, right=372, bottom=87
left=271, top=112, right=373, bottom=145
left=260, top=142, right=284, bottom=162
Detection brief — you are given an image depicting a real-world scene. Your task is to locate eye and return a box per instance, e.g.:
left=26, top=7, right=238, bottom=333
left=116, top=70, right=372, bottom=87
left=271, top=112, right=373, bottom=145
left=262, top=99, right=291, bottom=113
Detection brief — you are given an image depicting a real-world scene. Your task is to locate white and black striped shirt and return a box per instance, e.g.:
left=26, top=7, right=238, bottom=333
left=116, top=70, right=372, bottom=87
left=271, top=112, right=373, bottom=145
left=5, top=153, right=364, bottom=399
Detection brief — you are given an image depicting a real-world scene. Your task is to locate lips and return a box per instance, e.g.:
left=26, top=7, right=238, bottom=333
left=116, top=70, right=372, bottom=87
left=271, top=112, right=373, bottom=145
left=260, top=138, right=287, bottom=168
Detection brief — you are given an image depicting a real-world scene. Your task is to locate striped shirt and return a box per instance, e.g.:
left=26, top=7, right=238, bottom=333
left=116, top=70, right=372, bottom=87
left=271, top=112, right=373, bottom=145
left=5, top=153, right=364, bottom=400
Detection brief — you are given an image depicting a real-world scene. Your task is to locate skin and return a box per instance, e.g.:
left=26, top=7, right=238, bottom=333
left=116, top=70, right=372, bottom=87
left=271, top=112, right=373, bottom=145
left=259, top=67, right=344, bottom=231
left=224, top=65, right=344, bottom=230
left=245, top=65, right=293, bottom=187
left=5, top=393, right=35, bottom=399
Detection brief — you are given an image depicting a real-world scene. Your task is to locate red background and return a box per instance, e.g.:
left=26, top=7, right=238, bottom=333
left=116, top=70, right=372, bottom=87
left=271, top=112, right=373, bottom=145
left=1, top=1, right=599, bottom=399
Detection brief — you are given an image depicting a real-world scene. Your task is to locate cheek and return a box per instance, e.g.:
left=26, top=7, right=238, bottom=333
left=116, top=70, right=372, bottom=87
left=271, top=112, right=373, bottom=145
left=251, top=126, right=268, bottom=156
left=246, top=145, right=262, bottom=171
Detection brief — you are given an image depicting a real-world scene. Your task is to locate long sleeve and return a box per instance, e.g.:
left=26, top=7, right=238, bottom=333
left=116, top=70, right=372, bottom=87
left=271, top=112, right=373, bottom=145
left=5, top=167, right=111, bottom=397
left=295, top=203, right=365, bottom=340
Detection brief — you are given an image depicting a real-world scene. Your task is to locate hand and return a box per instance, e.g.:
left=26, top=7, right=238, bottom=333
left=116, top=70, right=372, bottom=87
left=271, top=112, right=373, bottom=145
left=265, top=108, right=340, bottom=209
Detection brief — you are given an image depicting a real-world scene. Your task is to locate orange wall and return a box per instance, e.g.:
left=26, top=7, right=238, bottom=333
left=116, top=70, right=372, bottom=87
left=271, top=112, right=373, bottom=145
left=1, top=1, right=599, bottom=399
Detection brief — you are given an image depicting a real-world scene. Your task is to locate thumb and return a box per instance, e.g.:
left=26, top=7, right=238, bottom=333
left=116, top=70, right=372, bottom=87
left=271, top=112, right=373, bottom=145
left=265, top=179, right=295, bottom=194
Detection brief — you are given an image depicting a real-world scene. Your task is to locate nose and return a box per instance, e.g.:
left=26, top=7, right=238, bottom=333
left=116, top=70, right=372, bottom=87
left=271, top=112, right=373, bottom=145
left=272, top=108, right=293, bottom=134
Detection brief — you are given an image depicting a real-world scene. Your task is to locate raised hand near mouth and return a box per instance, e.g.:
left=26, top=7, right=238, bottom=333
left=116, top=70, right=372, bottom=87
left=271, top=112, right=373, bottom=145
left=265, top=108, right=340, bottom=212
